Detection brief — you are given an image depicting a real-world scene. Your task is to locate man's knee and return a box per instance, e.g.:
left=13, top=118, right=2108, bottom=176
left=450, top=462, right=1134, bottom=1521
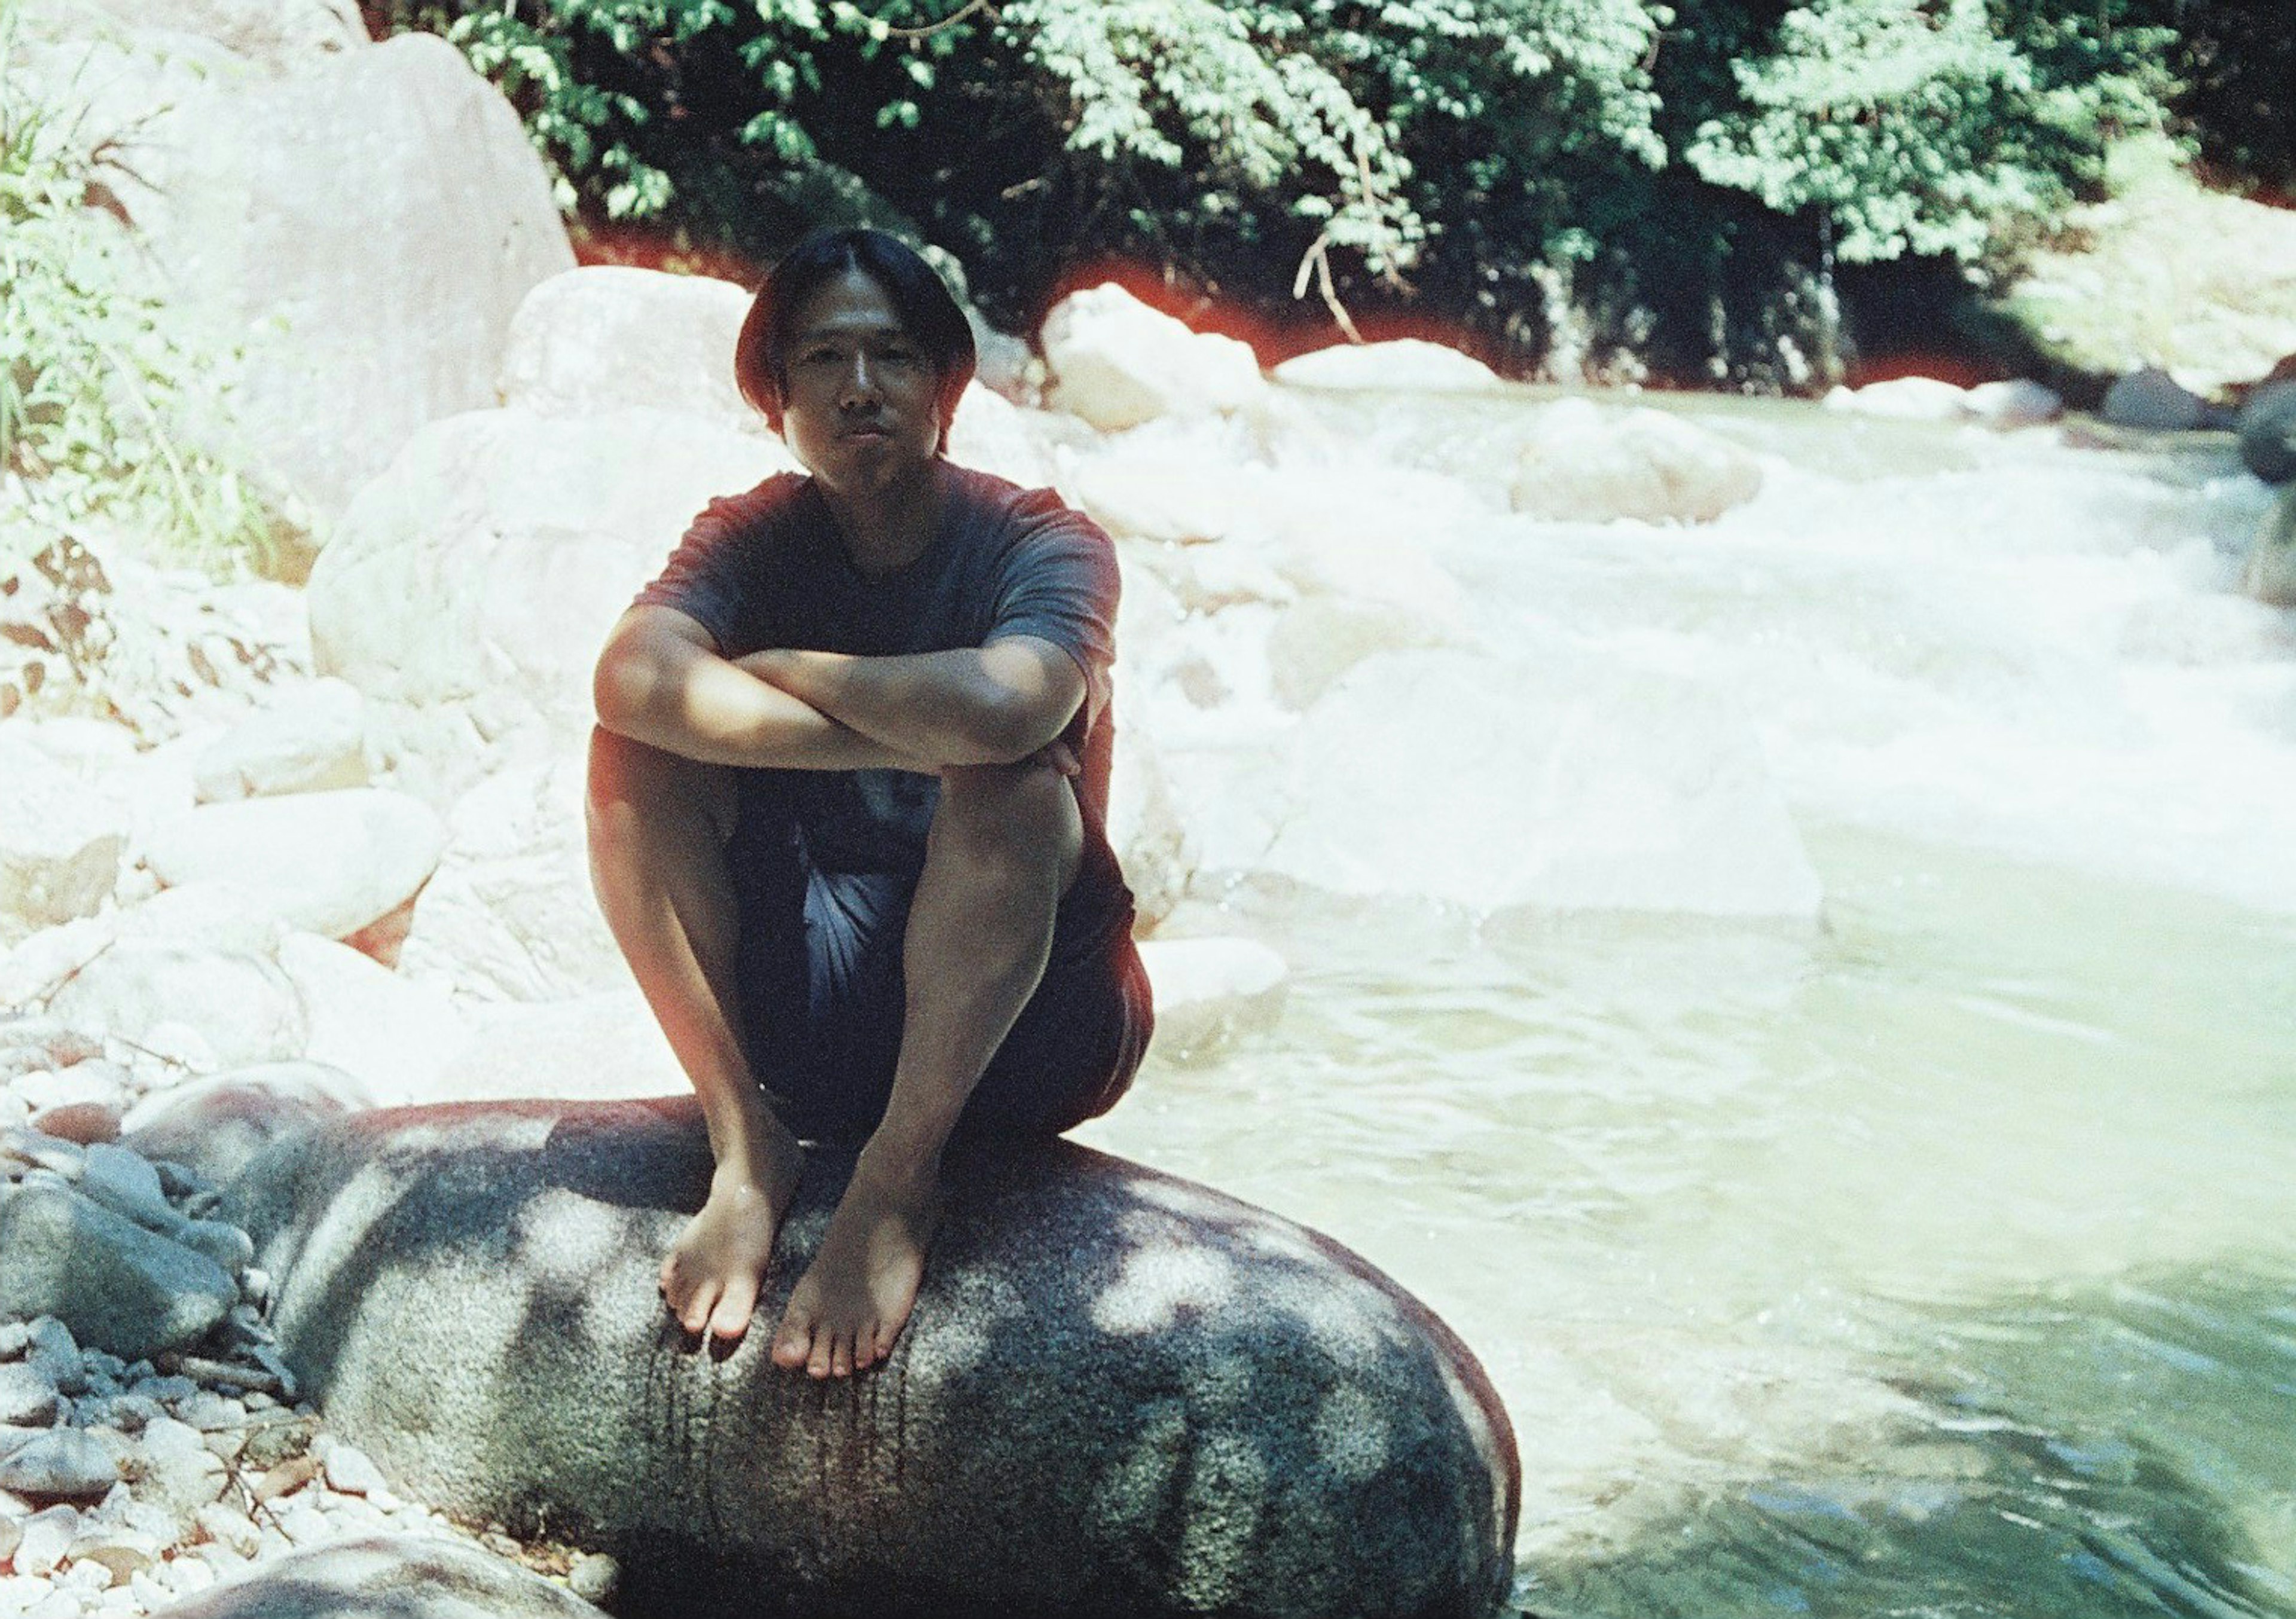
left=930, top=760, right=1083, bottom=893
left=587, top=726, right=735, bottom=853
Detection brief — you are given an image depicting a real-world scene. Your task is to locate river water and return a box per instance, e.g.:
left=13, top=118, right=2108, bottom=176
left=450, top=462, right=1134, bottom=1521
left=1074, top=392, right=2296, bottom=1617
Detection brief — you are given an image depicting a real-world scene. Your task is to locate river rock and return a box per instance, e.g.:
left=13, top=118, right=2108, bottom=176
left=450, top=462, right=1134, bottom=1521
left=0, top=1178, right=239, bottom=1360
left=2242, top=484, right=2296, bottom=608
left=0, top=1428, right=122, bottom=1501
left=142, top=789, right=444, bottom=944
left=0, top=735, right=129, bottom=943
left=1965, top=378, right=2064, bottom=427
left=275, top=933, right=471, bottom=1105
left=1045, top=284, right=1268, bottom=432
left=13, top=1504, right=80, bottom=1578
left=120, top=1064, right=367, bottom=1190
left=1137, top=937, right=1289, bottom=1064
left=1822, top=377, right=1968, bottom=420
left=1274, top=340, right=1504, bottom=393
left=220, top=1097, right=1518, bottom=1619
left=75, top=1143, right=179, bottom=1233
left=1510, top=399, right=1763, bottom=525
left=17, top=19, right=573, bottom=526
left=2101, top=366, right=2208, bottom=431
left=307, top=406, right=792, bottom=788
left=193, top=679, right=370, bottom=803
left=499, top=266, right=754, bottom=426
left=2236, top=380, right=2296, bottom=484
left=148, top=1536, right=609, bottom=1619
left=0, top=1363, right=62, bottom=1427
left=63, top=0, right=363, bottom=69
left=947, top=383, right=1056, bottom=489
left=135, top=1416, right=231, bottom=1523
left=16, top=1062, right=131, bottom=1123
left=42, top=940, right=308, bottom=1070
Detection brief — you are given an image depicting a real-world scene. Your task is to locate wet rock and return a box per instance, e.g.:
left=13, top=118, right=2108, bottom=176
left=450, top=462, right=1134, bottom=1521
left=2237, top=379, right=2296, bottom=484
left=0, top=1428, right=121, bottom=1501
left=146, top=1535, right=608, bottom=1619
left=1274, top=339, right=1505, bottom=393
left=221, top=1097, right=1518, bottom=1619
left=142, top=789, right=445, bottom=944
left=1045, top=283, right=1268, bottom=432
left=0, top=1178, right=239, bottom=1360
left=2102, top=365, right=2208, bottom=430
left=1510, top=399, right=1763, bottom=524
left=193, top=678, right=371, bottom=803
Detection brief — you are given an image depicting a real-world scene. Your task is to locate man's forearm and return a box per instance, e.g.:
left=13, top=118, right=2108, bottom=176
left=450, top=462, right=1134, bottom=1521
left=595, top=631, right=929, bottom=773
left=746, top=644, right=1078, bottom=768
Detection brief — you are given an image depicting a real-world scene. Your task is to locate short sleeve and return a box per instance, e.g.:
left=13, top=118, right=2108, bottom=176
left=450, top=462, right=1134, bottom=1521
left=986, top=488, right=1121, bottom=717
left=632, top=476, right=796, bottom=655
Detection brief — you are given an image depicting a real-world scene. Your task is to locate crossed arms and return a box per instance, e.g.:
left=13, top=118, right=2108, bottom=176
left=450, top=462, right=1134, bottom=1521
left=593, top=604, right=1085, bottom=774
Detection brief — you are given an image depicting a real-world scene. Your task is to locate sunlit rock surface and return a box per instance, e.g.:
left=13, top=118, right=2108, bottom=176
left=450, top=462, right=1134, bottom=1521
left=1044, top=285, right=1269, bottom=432
left=221, top=1098, right=1519, bottom=1619
left=13, top=15, right=573, bottom=523
left=1509, top=401, right=1763, bottom=526
left=499, top=267, right=755, bottom=427
left=1274, top=340, right=1505, bottom=393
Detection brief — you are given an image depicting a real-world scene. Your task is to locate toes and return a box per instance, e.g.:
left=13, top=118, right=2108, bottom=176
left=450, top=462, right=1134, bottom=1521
left=770, top=1312, right=811, bottom=1371
left=707, top=1276, right=757, bottom=1343
left=806, top=1322, right=836, bottom=1379
left=679, top=1279, right=720, bottom=1337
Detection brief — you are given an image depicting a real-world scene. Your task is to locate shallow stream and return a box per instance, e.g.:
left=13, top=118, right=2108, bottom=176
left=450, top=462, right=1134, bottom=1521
left=1077, top=393, right=2296, bottom=1617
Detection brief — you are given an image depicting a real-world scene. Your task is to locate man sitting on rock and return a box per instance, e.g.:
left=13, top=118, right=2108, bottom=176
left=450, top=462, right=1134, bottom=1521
left=587, top=230, right=1152, bottom=1379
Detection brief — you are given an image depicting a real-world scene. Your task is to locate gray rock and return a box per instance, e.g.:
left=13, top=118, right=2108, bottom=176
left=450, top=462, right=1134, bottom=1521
left=121, top=1064, right=365, bottom=1189
left=0, top=1427, right=121, bottom=1500
left=2, top=1127, right=86, bottom=1178
left=564, top=1553, right=618, bottom=1605
left=77, top=1143, right=180, bottom=1232
left=221, top=1098, right=1518, bottom=1619
left=0, top=1180, right=240, bottom=1360
left=146, top=1536, right=604, bottom=1619
left=2244, top=484, right=2296, bottom=607
left=2237, top=379, right=2296, bottom=484
left=177, top=1218, right=258, bottom=1276
left=2101, top=365, right=2208, bottom=431
left=0, top=1361, right=62, bottom=1426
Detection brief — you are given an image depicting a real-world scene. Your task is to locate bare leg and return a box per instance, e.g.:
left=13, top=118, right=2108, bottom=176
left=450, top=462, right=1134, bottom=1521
left=770, top=759, right=1082, bottom=1377
left=587, top=726, right=803, bottom=1345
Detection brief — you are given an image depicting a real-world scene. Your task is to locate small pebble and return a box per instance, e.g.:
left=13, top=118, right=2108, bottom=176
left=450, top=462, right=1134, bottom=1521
left=567, top=1552, right=620, bottom=1603
left=276, top=1501, right=330, bottom=1545
left=0, top=1428, right=121, bottom=1500
left=15, top=1504, right=81, bottom=1577
left=56, top=1556, right=120, bottom=1593
left=0, top=1511, right=20, bottom=1564
left=0, top=1133, right=83, bottom=1178
left=0, top=1320, right=32, bottom=1357
left=25, top=1102, right=123, bottom=1148
left=172, top=1391, right=244, bottom=1433
left=191, top=1502, right=260, bottom=1559
left=126, top=1376, right=196, bottom=1409
left=0, top=1363, right=61, bottom=1426
left=314, top=1438, right=389, bottom=1497
left=163, top=1556, right=217, bottom=1597
left=23, top=1586, right=87, bottom=1619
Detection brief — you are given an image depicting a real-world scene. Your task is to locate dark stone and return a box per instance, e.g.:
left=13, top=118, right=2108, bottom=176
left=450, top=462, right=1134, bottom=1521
left=0, top=1177, right=237, bottom=1360
left=219, top=1098, right=1519, bottom=1619
left=2100, top=366, right=2208, bottom=432
left=2237, top=380, right=2296, bottom=484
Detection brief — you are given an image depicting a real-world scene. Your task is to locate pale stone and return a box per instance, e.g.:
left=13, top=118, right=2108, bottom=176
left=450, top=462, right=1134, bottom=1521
left=42, top=942, right=307, bottom=1071
left=1067, top=456, right=1242, bottom=544
left=947, top=383, right=1055, bottom=488
left=13, top=1064, right=130, bottom=1122
left=0, top=1364, right=62, bottom=1428
left=1107, top=698, right=1193, bottom=933
left=1044, top=283, right=1268, bottom=431
left=0, top=735, right=127, bottom=943
left=431, top=989, right=682, bottom=1107
left=1965, top=378, right=2063, bottom=427
left=13, top=1504, right=80, bottom=1577
left=1822, top=377, right=1969, bottom=420
left=142, top=790, right=443, bottom=945
left=193, top=1502, right=261, bottom=1559
left=1257, top=648, right=1823, bottom=918
left=192, top=678, right=370, bottom=803
left=1510, top=400, right=1764, bottom=525
left=1266, top=594, right=1454, bottom=711
left=56, top=0, right=364, bottom=71
left=497, top=265, right=754, bottom=426
left=23, top=25, right=574, bottom=524
left=119, top=1063, right=368, bottom=1190
left=1274, top=339, right=1505, bottom=393
left=135, top=1418, right=228, bottom=1523
left=313, top=1438, right=389, bottom=1498
left=273, top=934, right=471, bottom=1106
left=1137, top=936, right=1289, bottom=1064
left=146, top=1536, right=610, bottom=1619
left=308, top=405, right=793, bottom=786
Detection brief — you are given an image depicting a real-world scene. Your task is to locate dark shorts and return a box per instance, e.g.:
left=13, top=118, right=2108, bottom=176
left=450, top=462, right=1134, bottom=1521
left=725, top=810, right=1153, bottom=1145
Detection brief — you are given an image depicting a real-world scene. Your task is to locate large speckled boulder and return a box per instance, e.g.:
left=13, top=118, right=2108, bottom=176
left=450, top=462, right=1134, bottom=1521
left=148, top=1535, right=607, bottom=1619
left=221, top=1098, right=1518, bottom=1619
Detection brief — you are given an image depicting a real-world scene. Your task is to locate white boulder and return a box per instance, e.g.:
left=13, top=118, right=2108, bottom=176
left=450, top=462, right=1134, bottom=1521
left=1964, top=379, right=2063, bottom=427
left=142, top=788, right=444, bottom=943
left=499, top=266, right=755, bottom=425
left=0, top=735, right=129, bottom=942
left=275, top=934, right=471, bottom=1105
left=947, top=383, right=1057, bottom=489
left=42, top=941, right=309, bottom=1069
left=192, top=676, right=370, bottom=802
left=1274, top=340, right=1504, bottom=393
left=309, top=405, right=793, bottom=785
left=26, top=25, right=575, bottom=523
left=1256, top=649, right=1823, bottom=918
left=1510, top=399, right=1763, bottom=525
left=1043, top=283, right=1267, bottom=431
left=1136, top=936, right=1289, bottom=1064
left=1822, top=377, right=1971, bottom=420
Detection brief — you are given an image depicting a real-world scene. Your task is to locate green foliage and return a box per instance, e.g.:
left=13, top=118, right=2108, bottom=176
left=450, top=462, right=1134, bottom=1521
left=0, top=10, right=282, bottom=572
left=1685, top=0, right=2172, bottom=268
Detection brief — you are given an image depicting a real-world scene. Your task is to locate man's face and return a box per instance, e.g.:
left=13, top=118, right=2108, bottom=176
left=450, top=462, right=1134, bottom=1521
left=779, top=267, right=943, bottom=496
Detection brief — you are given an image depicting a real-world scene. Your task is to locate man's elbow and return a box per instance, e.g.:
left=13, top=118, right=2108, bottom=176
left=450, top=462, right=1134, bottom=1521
left=967, top=688, right=1075, bottom=765
left=592, top=644, right=659, bottom=738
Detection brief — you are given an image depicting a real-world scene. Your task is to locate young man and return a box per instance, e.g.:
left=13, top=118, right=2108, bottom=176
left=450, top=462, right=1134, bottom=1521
left=588, top=230, right=1151, bottom=1380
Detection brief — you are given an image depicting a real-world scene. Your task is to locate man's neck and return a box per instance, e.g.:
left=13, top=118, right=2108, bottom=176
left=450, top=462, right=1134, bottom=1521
left=818, top=457, right=951, bottom=578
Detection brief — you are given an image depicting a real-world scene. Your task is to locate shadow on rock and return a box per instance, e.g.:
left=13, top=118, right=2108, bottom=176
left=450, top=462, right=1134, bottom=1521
left=216, top=1096, right=1519, bottom=1619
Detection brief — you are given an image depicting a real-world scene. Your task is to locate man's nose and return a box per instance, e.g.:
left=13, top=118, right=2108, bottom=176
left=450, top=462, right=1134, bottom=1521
left=839, top=355, right=879, bottom=405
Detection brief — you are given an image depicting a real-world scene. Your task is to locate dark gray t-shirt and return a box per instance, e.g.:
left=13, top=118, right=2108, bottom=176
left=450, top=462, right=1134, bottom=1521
left=636, top=464, right=1131, bottom=918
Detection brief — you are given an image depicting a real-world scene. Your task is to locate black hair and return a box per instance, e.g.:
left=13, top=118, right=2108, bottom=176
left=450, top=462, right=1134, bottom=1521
left=733, top=228, right=977, bottom=454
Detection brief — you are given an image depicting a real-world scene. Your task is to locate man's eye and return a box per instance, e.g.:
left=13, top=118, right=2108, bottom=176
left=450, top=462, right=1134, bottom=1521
left=801, top=347, right=841, bottom=365
left=882, top=349, right=924, bottom=368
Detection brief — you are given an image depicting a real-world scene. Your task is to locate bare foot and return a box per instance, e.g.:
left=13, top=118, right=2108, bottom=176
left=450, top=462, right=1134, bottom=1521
left=660, top=1134, right=803, bottom=1345
left=770, top=1151, right=941, bottom=1378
